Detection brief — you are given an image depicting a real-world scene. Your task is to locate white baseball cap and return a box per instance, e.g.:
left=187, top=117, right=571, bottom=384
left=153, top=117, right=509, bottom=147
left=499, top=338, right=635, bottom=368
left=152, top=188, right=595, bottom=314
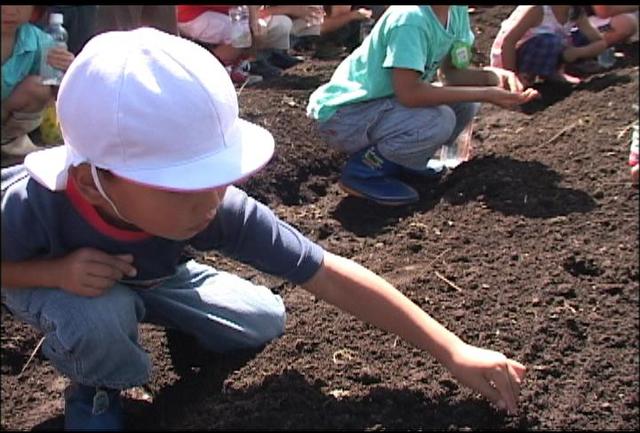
left=25, top=27, right=274, bottom=191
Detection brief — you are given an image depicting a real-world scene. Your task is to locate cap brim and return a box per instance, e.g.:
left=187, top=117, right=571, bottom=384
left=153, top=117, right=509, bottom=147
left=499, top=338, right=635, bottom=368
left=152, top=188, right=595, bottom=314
left=24, top=119, right=274, bottom=192
left=110, top=118, right=275, bottom=191
left=24, top=145, right=82, bottom=191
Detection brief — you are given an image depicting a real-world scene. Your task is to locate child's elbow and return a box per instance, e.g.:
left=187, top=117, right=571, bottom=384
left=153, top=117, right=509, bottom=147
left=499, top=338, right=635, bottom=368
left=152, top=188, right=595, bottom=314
left=395, top=89, right=419, bottom=108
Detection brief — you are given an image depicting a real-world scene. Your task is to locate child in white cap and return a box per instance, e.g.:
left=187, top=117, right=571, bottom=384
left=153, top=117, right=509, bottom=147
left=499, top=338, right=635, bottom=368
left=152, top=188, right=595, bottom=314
left=1, top=27, right=526, bottom=430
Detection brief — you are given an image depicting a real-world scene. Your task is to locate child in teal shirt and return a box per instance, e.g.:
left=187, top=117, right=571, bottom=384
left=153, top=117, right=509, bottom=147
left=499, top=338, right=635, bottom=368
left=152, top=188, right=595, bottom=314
left=1, top=5, right=74, bottom=157
left=307, top=5, right=538, bottom=206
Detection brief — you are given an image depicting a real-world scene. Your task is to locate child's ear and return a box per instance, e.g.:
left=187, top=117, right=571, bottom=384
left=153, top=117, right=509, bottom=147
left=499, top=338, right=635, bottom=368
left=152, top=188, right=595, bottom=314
left=68, top=164, right=104, bottom=205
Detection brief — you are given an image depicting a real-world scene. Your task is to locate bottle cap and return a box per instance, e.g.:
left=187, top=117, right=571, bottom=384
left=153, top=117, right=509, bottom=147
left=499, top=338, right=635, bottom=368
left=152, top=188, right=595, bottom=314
left=49, top=13, right=64, bottom=25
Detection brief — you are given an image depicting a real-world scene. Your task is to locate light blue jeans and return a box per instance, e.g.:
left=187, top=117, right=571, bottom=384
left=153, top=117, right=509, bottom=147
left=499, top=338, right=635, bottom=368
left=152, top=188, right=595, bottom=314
left=1, top=260, right=286, bottom=390
left=317, top=98, right=480, bottom=171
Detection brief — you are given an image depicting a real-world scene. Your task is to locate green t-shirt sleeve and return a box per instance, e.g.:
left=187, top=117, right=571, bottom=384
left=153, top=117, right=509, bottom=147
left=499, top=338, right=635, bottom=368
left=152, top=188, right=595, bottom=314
left=382, top=25, right=428, bottom=73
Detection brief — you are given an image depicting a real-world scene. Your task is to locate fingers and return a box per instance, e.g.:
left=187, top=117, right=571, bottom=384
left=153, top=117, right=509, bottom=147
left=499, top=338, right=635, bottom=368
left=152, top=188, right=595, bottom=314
left=473, top=373, right=507, bottom=411
left=488, top=359, right=526, bottom=415
left=508, top=73, right=523, bottom=93
left=85, top=249, right=137, bottom=278
left=489, top=366, right=519, bottom=414
left=47, top=51, right=74, bottom=70
left=86, top=261, right=129, bottom=282
left=81, top=275, right=117, bottom=296
left=509, top=359, right=527, bottom=382
left=506, top=362, right=523, bottom=404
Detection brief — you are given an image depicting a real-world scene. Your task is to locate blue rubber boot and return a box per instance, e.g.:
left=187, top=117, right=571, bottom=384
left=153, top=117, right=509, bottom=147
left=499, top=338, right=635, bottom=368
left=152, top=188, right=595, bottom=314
left=64, top=383, right=124, bottom=431
left=339, top=146, right=419, bottom=206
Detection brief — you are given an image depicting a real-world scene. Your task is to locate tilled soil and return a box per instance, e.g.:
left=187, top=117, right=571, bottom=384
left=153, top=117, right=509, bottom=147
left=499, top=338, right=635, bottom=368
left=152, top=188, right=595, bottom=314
left=2, top=6, right=638, bottom=431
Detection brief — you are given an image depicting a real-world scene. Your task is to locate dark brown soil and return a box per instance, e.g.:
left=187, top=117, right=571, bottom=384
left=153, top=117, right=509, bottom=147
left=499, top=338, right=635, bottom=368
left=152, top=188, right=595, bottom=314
left=2, top=6, right=638, bottom=431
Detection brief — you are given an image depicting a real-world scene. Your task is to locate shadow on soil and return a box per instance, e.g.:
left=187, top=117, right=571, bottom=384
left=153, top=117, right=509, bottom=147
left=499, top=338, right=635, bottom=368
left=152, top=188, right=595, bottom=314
left=333, top=155, right=596, bottom=236
left=31, top=330, right=539, bottom=431
left=520, top=67, right=633, bottom=114
left=156, top=368, right=539, bottom=430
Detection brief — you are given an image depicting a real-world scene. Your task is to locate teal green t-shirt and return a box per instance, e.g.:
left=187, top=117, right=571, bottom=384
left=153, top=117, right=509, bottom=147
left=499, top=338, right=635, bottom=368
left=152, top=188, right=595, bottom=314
left=1, top=23, right=53, bottom=101
left=307, top=5, right=474, bottom=122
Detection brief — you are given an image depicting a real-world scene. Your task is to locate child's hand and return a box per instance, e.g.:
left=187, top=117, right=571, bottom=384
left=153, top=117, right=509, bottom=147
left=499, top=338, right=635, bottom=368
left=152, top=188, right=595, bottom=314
left=483, top=66, right=528, bottom=93
left=485, top=86, right=539, bottom=109
left=352, top=8, right=373, bottom=21
left=57, top=248, right=137, bottom=297
left=47, top=46, right=75, bottom=71
left=306, top=5, right=325, bottom=23
left=446, top=341, right=527, bottom=415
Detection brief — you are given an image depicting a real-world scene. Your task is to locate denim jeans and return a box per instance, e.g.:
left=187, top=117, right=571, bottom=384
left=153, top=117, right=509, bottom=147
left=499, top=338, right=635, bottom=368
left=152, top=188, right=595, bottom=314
left=2, top=260, right=286, bottom=390
left=317, top=97, right=480, bottom=171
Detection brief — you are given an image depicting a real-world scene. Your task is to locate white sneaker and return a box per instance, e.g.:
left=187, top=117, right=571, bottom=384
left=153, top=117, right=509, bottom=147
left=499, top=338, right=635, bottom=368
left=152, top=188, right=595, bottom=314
left=1, top=134, right=41, bottom=157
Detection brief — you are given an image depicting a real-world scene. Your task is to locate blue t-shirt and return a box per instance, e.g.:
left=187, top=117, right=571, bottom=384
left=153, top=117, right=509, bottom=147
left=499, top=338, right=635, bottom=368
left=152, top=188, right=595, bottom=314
left=1, top=164, right=325, bottom=287
left=307, top=5, right=475, bottom=122
left=1, top=23, right=53, bottom=101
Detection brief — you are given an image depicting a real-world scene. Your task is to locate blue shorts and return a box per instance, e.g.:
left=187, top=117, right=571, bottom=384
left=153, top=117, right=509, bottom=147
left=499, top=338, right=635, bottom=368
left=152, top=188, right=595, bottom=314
left=570, top=23, right=612, bottom=47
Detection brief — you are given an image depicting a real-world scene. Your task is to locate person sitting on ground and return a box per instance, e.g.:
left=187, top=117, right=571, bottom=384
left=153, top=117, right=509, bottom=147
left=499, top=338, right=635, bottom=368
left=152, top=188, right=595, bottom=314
left=1, top=5, right=74, bottom=157
left=2, top=27, right=527, bottom=430
left=307, top=5, right=539, bottom=207
left=94, top=5, right=178, bottom=35
left=305, top=5, right=380, bottom=59
left=176, top=5, right=295, bottom=84
left=257, top=5, right=325, bottom=69
left=588, top=5, right=639, bottom=46
left=490, top=5, right=609, bottom=87
left=566, top=5, right=639, bottom=73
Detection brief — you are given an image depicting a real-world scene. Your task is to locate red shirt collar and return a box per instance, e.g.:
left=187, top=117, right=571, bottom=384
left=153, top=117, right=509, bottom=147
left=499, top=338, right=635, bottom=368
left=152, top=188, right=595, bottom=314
left=65, top=175, right=152, bottom=241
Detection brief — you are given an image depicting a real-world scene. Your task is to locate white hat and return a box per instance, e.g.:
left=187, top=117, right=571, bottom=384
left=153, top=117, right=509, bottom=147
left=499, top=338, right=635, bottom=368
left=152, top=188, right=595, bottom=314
left=25, top=27, right=274, bottom=191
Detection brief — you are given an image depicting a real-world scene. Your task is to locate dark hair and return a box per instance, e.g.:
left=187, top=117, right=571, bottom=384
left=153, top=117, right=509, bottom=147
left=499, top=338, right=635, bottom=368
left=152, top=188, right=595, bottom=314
left=569, top=6, right=586, bottom=21
left=97, top=167, right=114, bottom=179
left=30, top=6, right=47, bottom=23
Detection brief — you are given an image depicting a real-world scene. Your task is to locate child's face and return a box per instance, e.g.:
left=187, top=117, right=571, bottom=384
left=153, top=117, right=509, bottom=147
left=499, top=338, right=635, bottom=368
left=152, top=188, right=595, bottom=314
left=1, top=6, right=34, bottom=35
left=96, top=170, right=228, bottom=241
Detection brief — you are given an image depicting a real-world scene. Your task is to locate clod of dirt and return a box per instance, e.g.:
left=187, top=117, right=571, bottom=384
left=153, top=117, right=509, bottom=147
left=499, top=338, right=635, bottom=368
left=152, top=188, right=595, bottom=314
left=563, top=256, right=603, bottom=277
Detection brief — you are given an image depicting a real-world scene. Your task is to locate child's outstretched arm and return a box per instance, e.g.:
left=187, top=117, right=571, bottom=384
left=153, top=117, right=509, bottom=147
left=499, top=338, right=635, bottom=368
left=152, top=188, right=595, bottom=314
left=392, top=66, right=538, bottom=111
left=496, top=6, right=542, bottom=74
left=302, top=252, right=526, bottom=414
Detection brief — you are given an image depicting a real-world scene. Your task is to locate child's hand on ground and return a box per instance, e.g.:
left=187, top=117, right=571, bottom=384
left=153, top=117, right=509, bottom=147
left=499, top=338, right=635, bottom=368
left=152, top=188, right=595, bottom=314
left=56, top=248, right=137, bottom=297
left=46, top=46, right=75, bottom=71
left=446, top=341, right=527, bottom=415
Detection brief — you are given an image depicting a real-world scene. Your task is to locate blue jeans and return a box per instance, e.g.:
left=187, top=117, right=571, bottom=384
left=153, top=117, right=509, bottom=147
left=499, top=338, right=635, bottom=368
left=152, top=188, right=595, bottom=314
left=1, top=260, right=286, bottom=389
left=317, top=97, right=480, bottom=171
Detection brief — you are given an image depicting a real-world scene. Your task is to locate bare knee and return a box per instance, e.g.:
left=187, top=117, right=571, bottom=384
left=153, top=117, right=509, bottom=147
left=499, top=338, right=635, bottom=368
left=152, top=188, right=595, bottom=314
left=607, top=14, right=639, bottom=44
left=5, top=75, right=52, bottom=114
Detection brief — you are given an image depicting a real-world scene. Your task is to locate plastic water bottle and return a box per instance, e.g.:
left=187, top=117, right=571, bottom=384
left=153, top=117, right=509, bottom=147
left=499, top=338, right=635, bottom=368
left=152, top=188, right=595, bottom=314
left=359, top=18, right=375, bottom=43
left=40, top=13, right=68, bottom=86
left=439, top=121, right=474, bottom=168
left=597, top=47, right=616, bottom=69
left=229, top=5, right=252, bottom=48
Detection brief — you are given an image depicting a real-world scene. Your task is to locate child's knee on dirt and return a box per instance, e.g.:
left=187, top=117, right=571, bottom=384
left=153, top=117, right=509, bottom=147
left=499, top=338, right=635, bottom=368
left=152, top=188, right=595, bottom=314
left=4, top=75, right=52, bottom=115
